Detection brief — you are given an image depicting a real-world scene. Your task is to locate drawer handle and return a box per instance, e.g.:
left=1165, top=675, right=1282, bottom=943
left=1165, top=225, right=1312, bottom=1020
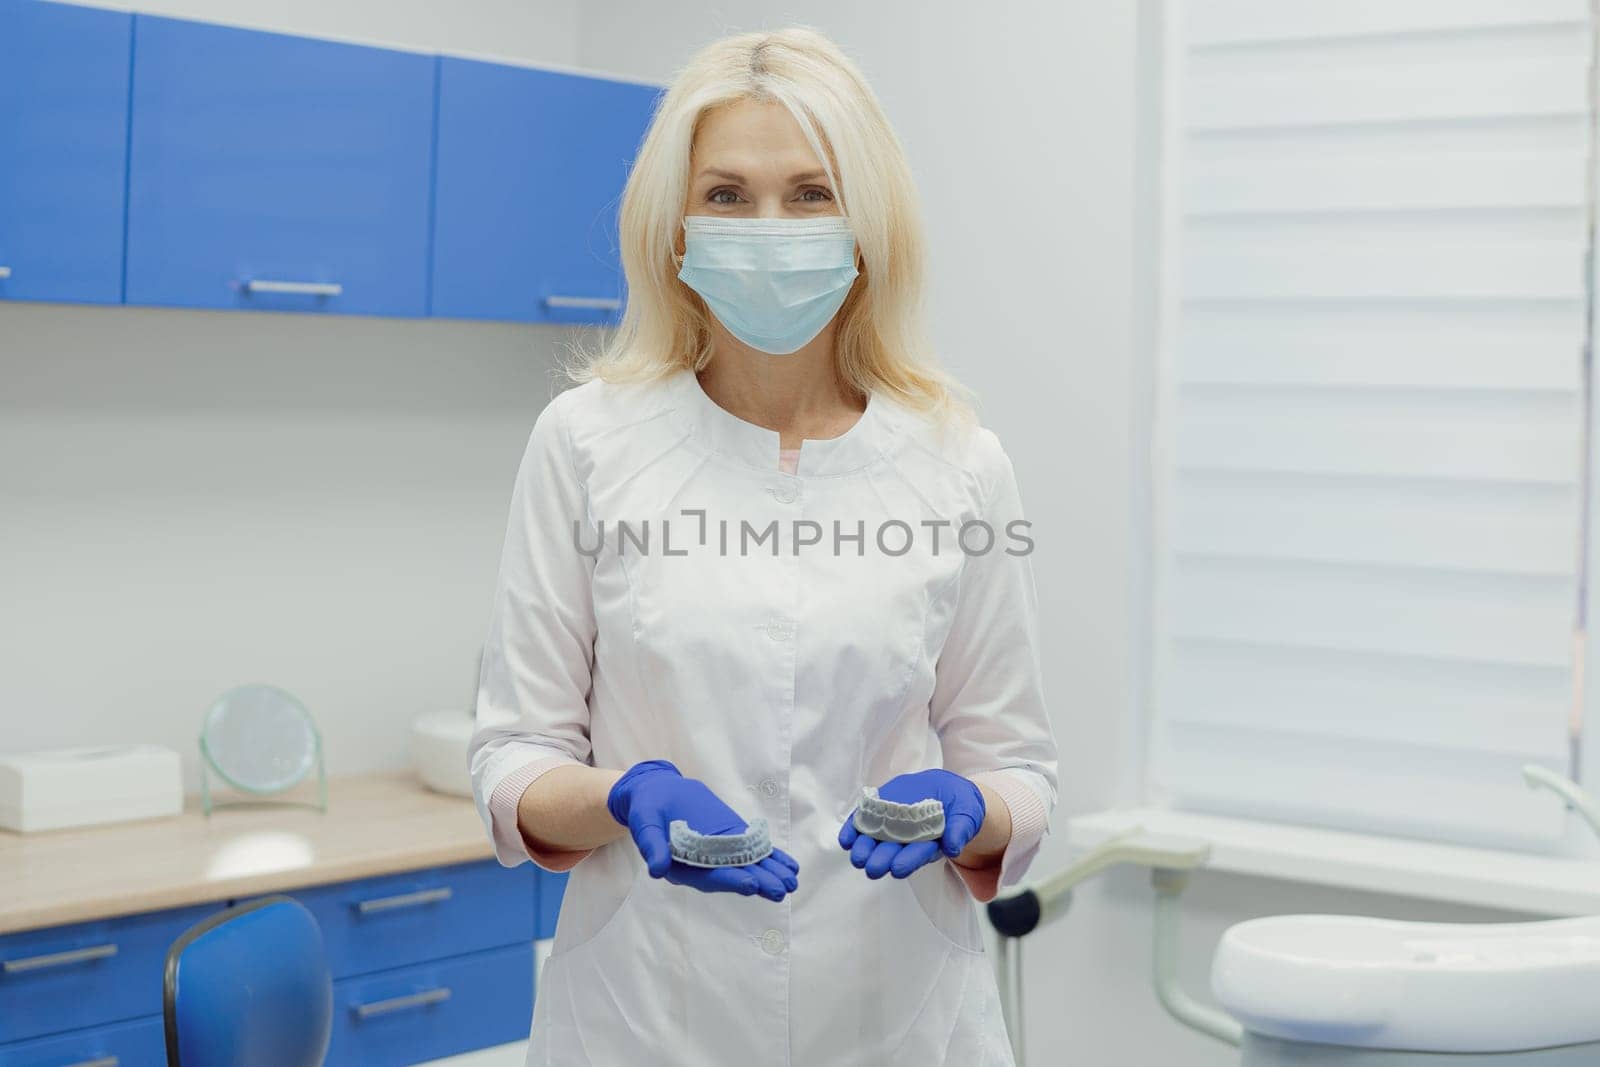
left=544, top=295, right=622, bottom=311
left=352, top=986, right=452, bottom=1020
left=243, top=279, right=343, bottom=297
left=2, top=943, right=118, bottom=974
left=355, top=886, right=453, bottom=915
left=0, top=266, right=12, bottom=279
left=65, top=1058, right=119, bottom=1067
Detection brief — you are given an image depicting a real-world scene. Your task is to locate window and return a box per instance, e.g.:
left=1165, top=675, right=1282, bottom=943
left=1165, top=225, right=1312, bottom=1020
left=1145, top=0, right=1593, bottom=850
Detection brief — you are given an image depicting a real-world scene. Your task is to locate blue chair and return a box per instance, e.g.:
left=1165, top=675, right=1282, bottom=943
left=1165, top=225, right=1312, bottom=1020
left=163, top=895, right=332, bottom=1067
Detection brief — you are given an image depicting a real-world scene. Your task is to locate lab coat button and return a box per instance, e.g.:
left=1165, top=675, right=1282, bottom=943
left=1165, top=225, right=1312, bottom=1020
left=765, top=619, right=794, bottom=642
left=760, top=929, right=786, bottom=955
left=759, top=777, right=780, bottom=798
left=768, top=482, right=799, bottom=504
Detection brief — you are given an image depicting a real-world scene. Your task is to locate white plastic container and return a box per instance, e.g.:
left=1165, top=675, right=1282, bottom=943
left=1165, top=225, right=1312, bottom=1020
left=0, top=744, right=183, bottom=833
left=410, top=710, right=475, bottom=797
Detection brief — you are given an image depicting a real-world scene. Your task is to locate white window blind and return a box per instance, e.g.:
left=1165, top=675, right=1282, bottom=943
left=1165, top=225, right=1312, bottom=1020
left=1148, top=0, right=1593, bottom=850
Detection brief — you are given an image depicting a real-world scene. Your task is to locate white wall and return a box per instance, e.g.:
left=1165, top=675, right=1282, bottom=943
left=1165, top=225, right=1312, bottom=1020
left=1, top=303, right=597, bottom=787
left=575, top=5, right=1534, bottom=1065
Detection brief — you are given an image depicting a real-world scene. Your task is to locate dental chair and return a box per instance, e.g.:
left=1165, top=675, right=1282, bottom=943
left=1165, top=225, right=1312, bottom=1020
left=988, top=767, right=1600, bottom=1065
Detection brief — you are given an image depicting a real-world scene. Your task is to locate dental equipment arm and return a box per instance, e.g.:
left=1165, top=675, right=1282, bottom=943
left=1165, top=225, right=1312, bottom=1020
left=987, top=828, right=1212, bottom=935
left=1523, top=764, right=1600, bottom=844
left=1151, top=866, right=1246, bottom=1046
left=986, top=829, right=1243, bottom=1064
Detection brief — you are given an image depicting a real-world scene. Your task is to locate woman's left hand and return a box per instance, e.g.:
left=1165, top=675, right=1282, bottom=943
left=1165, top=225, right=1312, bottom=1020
left=838, top=769, right=986, bottom=879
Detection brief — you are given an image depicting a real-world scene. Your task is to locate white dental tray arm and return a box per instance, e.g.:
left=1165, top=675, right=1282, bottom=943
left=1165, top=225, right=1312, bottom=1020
left=1523, top=764, right=1600, bottom=844
left=985, top=828, right=1243, bottom=1064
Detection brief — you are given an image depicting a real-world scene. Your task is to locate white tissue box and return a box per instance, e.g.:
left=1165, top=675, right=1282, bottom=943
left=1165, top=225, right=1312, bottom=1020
left=0, top=744, right=183, bottom=833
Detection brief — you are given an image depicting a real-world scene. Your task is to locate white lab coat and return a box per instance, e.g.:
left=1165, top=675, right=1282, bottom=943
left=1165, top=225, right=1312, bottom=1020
left=469, top=367, right=1058, bottom=1067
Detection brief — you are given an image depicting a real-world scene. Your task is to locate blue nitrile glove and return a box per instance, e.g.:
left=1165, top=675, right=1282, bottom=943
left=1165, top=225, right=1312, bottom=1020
left=608, top=760, right=799, bottom=901
left=838, top=769, right=986, bottom=880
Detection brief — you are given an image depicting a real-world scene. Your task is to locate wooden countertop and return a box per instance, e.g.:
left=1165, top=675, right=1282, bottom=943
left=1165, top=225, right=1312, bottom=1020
left=0, top=773, right=495, bottom=935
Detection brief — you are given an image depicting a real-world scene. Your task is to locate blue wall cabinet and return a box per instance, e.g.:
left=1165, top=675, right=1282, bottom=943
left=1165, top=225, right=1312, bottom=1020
left=431, top=59, right=660, bottom=324
left=125, top=16, right=435, bottom=317
left=0, top=0, right=131, bottom=305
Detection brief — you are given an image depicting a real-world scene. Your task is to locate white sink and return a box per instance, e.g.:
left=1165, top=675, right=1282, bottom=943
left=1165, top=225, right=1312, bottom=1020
left=1211, top=913, right=1600, bottom=1053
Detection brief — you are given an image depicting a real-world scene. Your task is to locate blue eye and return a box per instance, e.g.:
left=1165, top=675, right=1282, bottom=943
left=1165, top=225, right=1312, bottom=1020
left=798, top=187, right=833, bottom=202
left=709, top=188, right=742, bottom=205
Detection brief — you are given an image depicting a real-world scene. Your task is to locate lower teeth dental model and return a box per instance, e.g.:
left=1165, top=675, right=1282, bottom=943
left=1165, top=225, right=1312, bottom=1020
left=852, top=786, right=945, bottom=843
left=669, top=818, right=774, bottom=868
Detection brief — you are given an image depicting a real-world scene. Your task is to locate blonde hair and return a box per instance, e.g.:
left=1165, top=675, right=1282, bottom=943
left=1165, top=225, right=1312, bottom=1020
left=564, top=26, right=973, bottom=426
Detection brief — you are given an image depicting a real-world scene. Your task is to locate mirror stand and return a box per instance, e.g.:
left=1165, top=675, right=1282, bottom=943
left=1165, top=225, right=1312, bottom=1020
left=195, top=684, right=329, bottom=818
left=198, top=738, right=328, bottom=816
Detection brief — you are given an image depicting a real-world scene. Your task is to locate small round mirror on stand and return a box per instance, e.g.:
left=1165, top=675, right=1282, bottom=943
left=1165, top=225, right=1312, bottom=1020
left=199, top=684, right=327, bottom=816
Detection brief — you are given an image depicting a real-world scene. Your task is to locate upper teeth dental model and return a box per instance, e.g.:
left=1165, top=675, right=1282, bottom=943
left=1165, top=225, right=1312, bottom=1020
left=852, top=786, right=945, bottom=844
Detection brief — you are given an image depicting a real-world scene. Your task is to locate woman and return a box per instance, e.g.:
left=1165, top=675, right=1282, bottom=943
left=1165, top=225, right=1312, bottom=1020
left=469, top=26, right=1058, bottom=1067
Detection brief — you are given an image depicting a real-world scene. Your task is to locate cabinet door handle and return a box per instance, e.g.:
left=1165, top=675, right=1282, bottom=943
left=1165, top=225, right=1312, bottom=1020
left=2, top=943, right=118, bottom=974
left=243, top=279, right=343, bottom=297
left=354, top=886, right=453, bottom=915
left=544, top=295, right=622, bottom=311
left=0, top=266, right=12, bottom=279
left=64, top=1057, right=120, bottom=1067
left=352, top=986, right=452, bottom=1019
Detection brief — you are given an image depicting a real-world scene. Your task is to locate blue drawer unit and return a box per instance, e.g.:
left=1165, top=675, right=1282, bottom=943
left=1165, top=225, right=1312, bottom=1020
left=125, top=15, right=435, bottom=317
left=0, top=903, right=212, bottom=1045
left=536, top=870, right=568, bottom=940
left=431, top=58, right=660, bottom=324
left=291, top=859, right=535, bottom=979
left=0, top=862, right=553, bottom=1059
left=325, top=942, right=533, bottom=1066
left=0, top=0, right=131, bottom=305
left=0, top=1016, right=163, bottom=1067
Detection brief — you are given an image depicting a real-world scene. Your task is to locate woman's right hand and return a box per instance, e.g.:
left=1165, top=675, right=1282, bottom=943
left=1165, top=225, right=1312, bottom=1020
left=606, top=760, right=799, bottom=901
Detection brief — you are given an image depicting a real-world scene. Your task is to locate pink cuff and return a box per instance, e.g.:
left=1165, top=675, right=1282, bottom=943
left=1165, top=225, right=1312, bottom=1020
left=488, top=756, right=597, bottom=873
left=952, top=770, right=1051, bottom=903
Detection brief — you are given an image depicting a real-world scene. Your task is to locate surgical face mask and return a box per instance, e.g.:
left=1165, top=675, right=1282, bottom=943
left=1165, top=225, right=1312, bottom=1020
left=677, top=215, right=860, bottom=356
